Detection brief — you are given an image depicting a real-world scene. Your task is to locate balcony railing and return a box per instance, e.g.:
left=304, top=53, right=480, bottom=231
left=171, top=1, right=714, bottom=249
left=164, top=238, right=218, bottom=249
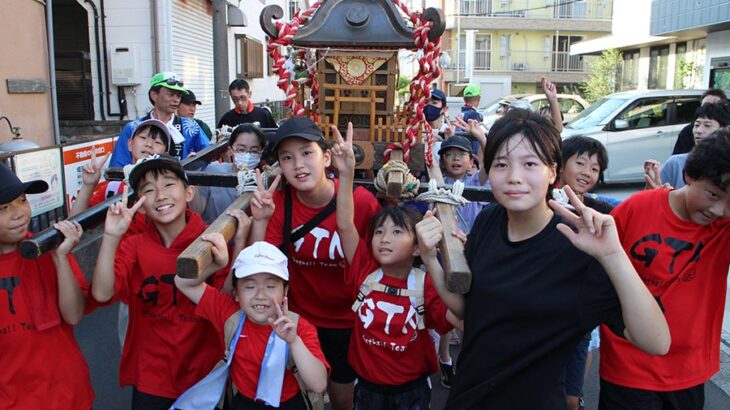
left=445, top=49, right=586, bottom=73
left=454, top=0, right=613, bottom=20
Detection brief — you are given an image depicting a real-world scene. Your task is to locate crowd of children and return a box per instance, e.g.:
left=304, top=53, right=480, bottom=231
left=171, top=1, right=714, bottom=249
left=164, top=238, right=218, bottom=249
left=2, top=83, right=729, bottom=410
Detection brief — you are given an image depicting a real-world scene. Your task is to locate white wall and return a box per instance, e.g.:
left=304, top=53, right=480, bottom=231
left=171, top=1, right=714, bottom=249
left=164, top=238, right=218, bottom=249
left=79, top=0, right=175, bottom=121
left=704, top=30, right=730, bottom=87
left=228, top=0, right=287, bottom=105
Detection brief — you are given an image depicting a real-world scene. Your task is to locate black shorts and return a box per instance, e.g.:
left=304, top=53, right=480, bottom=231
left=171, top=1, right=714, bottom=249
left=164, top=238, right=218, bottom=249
left=599, top=379, right=705, bottom=410
left=230, top=392, right=307, bottom=410
left=317, top=327, right=357, bottom=384
left=132, top=387, right=175, bottom=410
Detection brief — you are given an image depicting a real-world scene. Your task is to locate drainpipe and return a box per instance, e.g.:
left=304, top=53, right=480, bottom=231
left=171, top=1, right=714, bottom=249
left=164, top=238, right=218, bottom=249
left=46, top=0, right=61, bottom=144
left=213, top=0, right=230, bottom=121
left=99, top=0, right=125, bottom=119
left=83, top=0, right=106, bottom=120
left=150, top=0, right=160, bottom=72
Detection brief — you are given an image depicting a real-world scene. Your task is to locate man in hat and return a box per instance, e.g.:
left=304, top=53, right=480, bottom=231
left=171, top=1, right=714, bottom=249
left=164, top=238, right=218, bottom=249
left=178, top=90, right=213, bottom=140
left=217, top=79, right=278, bottom=129
left=109, top=72, right=210, bottom=167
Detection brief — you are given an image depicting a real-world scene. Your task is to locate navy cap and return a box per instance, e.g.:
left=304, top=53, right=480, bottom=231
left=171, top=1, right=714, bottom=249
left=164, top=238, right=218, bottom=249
left=438, top=135, right=472, bottom=156
left=0, top=163, right=47, bottom=205
left=430, top=88, right=447, bottom=105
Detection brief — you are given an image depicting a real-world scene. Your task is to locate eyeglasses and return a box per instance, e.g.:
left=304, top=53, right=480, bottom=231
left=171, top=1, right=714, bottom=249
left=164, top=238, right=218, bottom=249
left=231, top=147, right=262, bottom=155
left=443, top=151, right=470, bottom=159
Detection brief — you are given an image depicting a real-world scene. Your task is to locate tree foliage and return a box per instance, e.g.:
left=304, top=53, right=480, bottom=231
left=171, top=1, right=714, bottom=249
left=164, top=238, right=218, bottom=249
left=580, top=49, right=622, bottom=103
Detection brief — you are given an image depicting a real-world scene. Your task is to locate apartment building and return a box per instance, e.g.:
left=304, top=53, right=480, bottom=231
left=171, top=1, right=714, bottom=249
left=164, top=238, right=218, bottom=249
left=440, top=0, right=614, bottom=104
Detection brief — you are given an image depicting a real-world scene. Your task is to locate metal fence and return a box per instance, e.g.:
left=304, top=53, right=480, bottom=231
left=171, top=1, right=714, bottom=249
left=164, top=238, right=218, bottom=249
left=445, top=49, right=585, bottom=73
left=455, top=0, right=613, bottom=20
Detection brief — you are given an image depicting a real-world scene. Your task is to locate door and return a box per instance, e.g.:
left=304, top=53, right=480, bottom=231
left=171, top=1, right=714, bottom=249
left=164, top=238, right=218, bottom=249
left=604, top=97, right=674, bottom=182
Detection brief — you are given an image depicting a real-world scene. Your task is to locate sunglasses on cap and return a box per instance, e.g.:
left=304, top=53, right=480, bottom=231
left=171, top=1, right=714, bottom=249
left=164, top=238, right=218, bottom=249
left=155, top=77, right=184, bottom=87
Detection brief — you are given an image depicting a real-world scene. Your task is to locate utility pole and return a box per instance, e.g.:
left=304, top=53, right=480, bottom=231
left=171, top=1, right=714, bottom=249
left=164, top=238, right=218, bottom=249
left=213, top=0, right=230, bottom=123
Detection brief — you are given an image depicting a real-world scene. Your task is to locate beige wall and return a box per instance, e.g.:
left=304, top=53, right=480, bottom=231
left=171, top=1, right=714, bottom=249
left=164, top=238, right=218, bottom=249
left=0, top=0, right=53, bottom=147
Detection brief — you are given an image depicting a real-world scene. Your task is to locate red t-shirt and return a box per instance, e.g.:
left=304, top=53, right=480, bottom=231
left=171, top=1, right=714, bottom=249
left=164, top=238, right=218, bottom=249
left=112, top=210, right=229, bottom=398
left=601, top=189, right=730, bottom=391
left=265, top=179, right=380, bottom=328
left=0, top=249, right=95, bottom=409
left=346, top=240, right=452, bottom=386
left=89, top=180, right=147, bottom=236
left=195, top=286, right=330, bottom=402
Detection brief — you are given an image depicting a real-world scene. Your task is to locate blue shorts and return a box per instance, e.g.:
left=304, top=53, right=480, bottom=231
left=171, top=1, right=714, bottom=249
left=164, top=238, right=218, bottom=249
left=565, top=337, right=590, bottom=397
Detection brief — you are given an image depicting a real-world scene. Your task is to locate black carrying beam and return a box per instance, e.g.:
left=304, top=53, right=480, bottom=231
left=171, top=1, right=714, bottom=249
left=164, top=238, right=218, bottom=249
left=19, top=139, right=230, bottom=259
left=105, top=170, right=495, bottom=202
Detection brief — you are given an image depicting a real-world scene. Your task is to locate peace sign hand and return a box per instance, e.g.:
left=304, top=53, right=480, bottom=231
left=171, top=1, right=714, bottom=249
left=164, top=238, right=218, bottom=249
left=81, top=148, right=110, bottom=187
left=104, top=184, right=146, bottom=238
left=548, top=185, right=622, bottom=259
left=330, top=122, right=355, bottom=175
left=268, top=297, right=297, bottom=344
left=250, top=169, right=281, bottom=222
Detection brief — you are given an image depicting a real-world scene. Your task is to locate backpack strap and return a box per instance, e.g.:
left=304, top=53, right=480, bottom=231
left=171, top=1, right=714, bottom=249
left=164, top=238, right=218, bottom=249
left=351, top=268, right=427, bottom=330
left=280, top=187, right=337, bottom=257
left=223, top=310, right=246, bottom=360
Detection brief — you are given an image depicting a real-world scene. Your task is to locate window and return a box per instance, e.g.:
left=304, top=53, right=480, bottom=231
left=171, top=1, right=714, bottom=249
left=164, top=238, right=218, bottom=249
left=672, top=97, right=701, bottom=125
left=552, top=35, right=583, bottom=72
left=616, top=98, right=669, bottom=130
left=648, top=45, right=670, bottom=89
left=288, top=0, right=299, bottom=19
left=474, top=34, right=491, bottom=70
left=236, top=35, right=264, bottom=79
left=620, top=50, right=640, bottom=91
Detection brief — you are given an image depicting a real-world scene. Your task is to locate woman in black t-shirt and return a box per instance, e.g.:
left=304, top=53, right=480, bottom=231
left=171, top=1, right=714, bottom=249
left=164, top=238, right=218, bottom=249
left=415, top=110, right=669, bottom=409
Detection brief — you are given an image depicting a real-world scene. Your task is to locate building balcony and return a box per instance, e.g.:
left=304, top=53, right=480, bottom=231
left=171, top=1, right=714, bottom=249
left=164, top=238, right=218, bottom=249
left=445, top=0, right=613, bottom=32
left=441, top=49, right=590, bottom=83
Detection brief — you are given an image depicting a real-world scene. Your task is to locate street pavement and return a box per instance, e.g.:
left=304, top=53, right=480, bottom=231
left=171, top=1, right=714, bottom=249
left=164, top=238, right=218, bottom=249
left=74, top=183, right=730, bottom=408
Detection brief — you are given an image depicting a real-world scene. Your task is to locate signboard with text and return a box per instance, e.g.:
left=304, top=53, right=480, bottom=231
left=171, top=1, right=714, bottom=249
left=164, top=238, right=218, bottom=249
left=62, top=138, right=115, bottom=212
left=13, top=148, right=65, bottom=216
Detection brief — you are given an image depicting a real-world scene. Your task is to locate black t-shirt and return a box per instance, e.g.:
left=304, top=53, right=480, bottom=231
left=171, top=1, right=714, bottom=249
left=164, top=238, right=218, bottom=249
left=672, top=123, right=694, bottom=155
left=584, top=195, right=614, bottom=214
left=446, top=204, right=625, bottom=410
left=216, top=107, right=278, bottom=129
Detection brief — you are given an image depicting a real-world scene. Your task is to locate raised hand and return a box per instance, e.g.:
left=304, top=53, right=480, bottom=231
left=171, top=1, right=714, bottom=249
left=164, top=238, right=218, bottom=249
left=643, top=159, right=673, bottom=190
left=454, top=117, right=486, bottom=146
left=542, top=76, right=558, bottom=102
left=443, top=115, right=456, bottom=140
left=330, top=122, right=355, bottom=174
left=53, top=220, right=84, bottom=256
left=250, top=169, right=281, bottom=222
left=548, top=185, right=622, bottom=259
left=268, top=297, right=297, bottom=344
left=81, top=148, right=110, bottom=187
left=104, top=184, right=146, bottom=238
left=415, top=210, right=443, bottom=259
left=201, top=232, right=230, bottom=270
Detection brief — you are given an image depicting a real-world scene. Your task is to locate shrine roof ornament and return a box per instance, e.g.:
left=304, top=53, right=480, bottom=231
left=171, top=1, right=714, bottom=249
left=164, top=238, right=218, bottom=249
left=260, top=0, right=445, bottom=50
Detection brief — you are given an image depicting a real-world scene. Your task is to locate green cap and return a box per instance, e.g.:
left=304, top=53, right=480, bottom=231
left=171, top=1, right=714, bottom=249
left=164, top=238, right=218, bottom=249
left=463, top=84, right=481, bottom=97
left=149, top=72, right=189, bottom=94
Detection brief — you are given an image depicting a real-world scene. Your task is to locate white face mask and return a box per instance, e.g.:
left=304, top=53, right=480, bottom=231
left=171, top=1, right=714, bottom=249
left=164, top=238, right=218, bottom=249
left=233, top=152, right=261, bottom=170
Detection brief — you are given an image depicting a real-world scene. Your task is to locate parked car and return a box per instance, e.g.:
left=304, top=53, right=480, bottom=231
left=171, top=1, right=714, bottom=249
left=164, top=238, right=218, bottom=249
left=562, top=89, right=703, bottom=183
left=445, top=97, right=488, bottom=121
left=481, top=94, right=590, bottom=128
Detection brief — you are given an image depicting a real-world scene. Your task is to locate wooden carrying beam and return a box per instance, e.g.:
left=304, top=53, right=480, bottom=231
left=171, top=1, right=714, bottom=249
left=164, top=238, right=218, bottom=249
left=176, top=193, right=254, bottom=279
left=386, top=150, right=404, bottom=200
left=19, top=140, right=230, bottom=259
left=427, top=166, right=472, bottom=294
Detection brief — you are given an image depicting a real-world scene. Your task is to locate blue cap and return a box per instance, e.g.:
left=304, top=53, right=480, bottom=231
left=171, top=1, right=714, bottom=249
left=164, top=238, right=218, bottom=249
left=430, top=88, right=447, bottom=105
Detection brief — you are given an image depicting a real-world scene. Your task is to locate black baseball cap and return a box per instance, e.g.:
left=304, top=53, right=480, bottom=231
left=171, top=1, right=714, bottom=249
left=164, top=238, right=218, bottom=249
left=127, top=154, right=188, bottom=192
left=180, top=90, right=201, bottom=105
left=438, top=135, right=472, bottom=156
left=268, top=116, right=325, bottom=153
left=0, top=162, right=48, bottom=205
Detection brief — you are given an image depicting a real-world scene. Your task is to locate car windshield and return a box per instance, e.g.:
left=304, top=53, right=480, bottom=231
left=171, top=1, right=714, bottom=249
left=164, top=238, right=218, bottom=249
left=481, top=99, right=503, bottom=116
left=565, top=97, right=628, bottom=130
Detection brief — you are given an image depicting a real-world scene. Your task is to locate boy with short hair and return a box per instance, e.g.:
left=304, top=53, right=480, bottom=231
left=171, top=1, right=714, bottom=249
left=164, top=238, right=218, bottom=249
left=175, top=240, right=330, bottom=409
left=654, top=103, right=729, bottom=189
left=91, top=155, right=233, bottom=408
left=600, top=130, right=730, bottom=409
left=0, top=163, right=95, bottom=409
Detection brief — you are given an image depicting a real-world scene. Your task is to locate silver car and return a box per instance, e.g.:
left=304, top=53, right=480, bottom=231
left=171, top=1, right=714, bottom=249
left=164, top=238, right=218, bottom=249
left=562, top=90, right=702, bottom=183
left=482, top=94, right=590, bottom=128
